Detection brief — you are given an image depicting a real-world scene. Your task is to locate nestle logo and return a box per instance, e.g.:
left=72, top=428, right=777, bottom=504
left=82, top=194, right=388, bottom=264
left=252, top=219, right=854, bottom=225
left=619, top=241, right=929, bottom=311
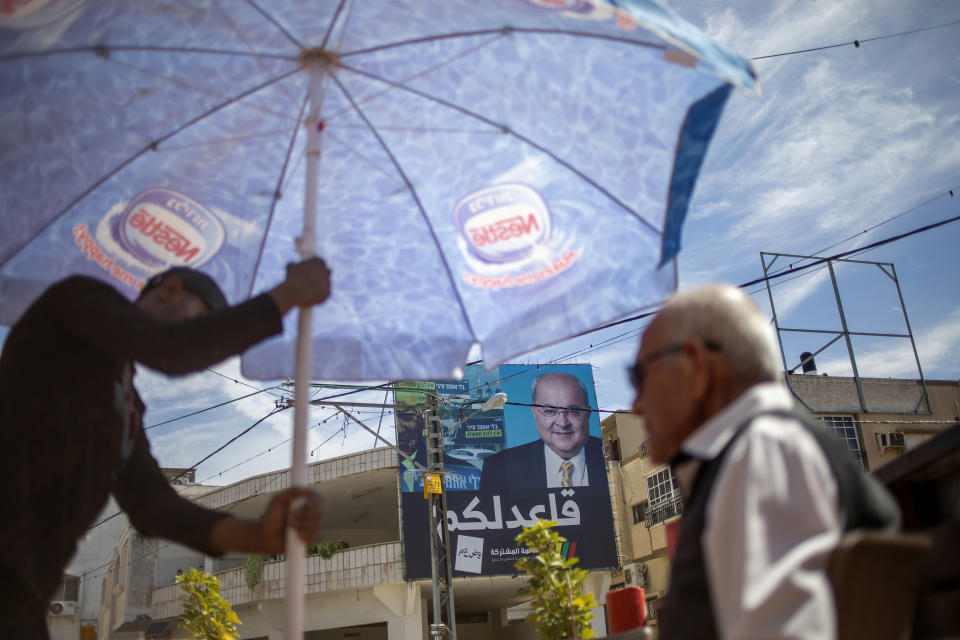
left=114, top=188, right=224, bottom=270
left=454, top=184, right=550, bottom=264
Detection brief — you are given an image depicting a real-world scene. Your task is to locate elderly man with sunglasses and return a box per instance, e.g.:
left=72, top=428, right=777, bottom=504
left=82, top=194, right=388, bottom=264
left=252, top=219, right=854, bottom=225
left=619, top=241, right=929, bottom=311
left=630, top=284, right=898, bottom=640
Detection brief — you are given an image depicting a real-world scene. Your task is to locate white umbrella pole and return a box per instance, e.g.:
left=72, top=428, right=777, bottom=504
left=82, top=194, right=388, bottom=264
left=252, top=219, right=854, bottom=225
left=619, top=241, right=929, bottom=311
left=286, top=59, right=325, bottom=639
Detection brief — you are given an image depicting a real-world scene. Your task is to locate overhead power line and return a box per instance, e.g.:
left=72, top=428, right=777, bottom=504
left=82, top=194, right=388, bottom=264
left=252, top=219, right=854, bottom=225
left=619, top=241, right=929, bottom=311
left=762, top=188, right=958, bottom=280
left=88, top=405, right=288, bottom=530
left=738, top=213, right=960, bottom=288
left=751, top=18, right=960, bottom=60
left=145, top=385, right=281, bottom=430
left=584, top=211, right=960, bottom=336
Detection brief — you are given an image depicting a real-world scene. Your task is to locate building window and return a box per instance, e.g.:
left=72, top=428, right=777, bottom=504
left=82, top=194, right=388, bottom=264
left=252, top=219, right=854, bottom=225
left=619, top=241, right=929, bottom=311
left=645, top=467, right=683, bottom=526
left=820, top=415, right=866, bottom=470
left=646, top=467, right=678, bottom=504
left=646, top=595, right=659, bottom=621
left=606, top=438, right=622, bottom=461
left=55, top=575, right=79, bottom=601
left=631, top=501, right=647, bottom=525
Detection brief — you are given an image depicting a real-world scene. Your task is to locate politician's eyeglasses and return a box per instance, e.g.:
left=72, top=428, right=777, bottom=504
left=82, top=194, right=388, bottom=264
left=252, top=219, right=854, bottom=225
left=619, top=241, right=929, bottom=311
left=628, top=340, right=721, bottom=392
left=535, top=405, right=588, bottom=419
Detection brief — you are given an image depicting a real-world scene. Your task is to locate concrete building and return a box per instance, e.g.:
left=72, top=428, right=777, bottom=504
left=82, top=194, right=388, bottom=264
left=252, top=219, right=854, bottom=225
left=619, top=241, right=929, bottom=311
left=600, top=374, right=959, bottom=631
left=49, top=448, right=612, bottom=640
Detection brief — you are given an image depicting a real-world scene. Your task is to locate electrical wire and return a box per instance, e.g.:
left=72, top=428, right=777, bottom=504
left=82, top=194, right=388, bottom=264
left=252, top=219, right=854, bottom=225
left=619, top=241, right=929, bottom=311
left=145, top=386, right=281, bottom=430
left=206, top=367, right=287, bottom=397
left=87, top=406, right=289, bottom=530
left=750, top=19, right=960, bottom=60
left=761, top=188, right=958, bottom=280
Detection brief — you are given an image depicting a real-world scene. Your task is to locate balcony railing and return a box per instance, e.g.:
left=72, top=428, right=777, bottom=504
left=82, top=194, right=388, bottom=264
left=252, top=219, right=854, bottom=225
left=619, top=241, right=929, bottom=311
left=151, top=541, right=403, bottom=620
left=645, top=493, right=684, bottom=527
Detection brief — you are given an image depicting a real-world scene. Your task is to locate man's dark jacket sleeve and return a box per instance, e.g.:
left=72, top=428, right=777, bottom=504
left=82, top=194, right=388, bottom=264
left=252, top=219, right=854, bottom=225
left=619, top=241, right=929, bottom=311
left=53, top=275, right=283, bottom=375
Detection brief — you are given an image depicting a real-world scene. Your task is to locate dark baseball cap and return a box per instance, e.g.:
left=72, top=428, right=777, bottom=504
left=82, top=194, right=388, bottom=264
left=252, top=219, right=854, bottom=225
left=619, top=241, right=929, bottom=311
left=140, top=267, right=229, bottom=312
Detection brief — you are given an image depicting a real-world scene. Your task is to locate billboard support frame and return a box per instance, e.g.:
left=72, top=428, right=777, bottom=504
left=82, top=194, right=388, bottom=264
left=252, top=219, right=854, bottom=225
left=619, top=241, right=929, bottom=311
left=761, top=251, right=932, bottom=415
left=426, top=397, right=458, bottom=640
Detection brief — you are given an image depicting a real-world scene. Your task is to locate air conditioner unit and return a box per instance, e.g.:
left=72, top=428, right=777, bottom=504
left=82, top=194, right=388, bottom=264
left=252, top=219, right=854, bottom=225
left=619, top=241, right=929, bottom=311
left=49, top=600, right=76, bottom=617
left=876, top=432, right=906, bottom=451
left=623, top=562, right=648, bottom=588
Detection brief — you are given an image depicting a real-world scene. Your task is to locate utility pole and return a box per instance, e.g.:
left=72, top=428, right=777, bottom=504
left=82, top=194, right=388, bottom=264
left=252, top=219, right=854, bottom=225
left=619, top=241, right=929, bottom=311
left=425, top=394, right=457, bottom=640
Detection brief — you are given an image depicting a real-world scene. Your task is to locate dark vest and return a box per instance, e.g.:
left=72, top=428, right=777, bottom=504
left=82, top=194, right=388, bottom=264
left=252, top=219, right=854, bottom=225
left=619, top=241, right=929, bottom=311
left=658, top=408, right=900, bottom=640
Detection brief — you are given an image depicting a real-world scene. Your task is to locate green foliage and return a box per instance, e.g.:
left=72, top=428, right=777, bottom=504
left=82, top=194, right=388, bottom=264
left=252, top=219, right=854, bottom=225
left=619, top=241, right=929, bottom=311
left=514, top=520, right=597, bottom=640
left=244, top=553, right=266, bottom=591
left=176, top=567, right=241, bottom=640
left=307, top=539, right=350, bottom=558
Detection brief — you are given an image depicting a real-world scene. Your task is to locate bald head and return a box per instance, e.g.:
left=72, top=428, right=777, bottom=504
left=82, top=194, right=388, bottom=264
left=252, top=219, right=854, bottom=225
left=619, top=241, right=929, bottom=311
left=631, top=284, right=782, bottom=463
left=531, top=372, right=591, bottom=459
left=657, top=284, right=781, bottom=387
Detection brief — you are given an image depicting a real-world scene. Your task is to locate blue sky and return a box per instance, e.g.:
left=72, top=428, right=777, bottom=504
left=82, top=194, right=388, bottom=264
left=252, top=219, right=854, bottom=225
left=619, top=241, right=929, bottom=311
left=3, top=0, right=958, bottom=486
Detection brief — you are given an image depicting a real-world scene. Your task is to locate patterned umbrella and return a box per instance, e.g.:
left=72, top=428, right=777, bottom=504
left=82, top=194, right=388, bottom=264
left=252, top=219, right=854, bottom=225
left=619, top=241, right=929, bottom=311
left=0, top=0, right=754, bottom=632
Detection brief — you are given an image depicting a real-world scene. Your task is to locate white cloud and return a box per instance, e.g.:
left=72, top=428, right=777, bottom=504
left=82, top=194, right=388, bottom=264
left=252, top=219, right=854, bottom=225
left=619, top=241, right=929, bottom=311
left=767, top=266, right=832, bottom=317
left=679, top=0, right=960, bottom=279
left=817, top=306, right=960, bottom=379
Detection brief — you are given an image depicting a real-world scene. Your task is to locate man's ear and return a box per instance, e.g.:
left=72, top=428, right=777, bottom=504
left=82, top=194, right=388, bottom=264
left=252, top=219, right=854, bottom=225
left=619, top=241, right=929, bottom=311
left=683, top=338, right=713, bottom=401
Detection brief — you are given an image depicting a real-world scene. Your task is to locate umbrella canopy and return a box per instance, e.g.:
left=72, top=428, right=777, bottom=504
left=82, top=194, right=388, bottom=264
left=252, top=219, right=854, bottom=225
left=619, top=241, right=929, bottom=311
left=0, top=0, right=755, bottom=382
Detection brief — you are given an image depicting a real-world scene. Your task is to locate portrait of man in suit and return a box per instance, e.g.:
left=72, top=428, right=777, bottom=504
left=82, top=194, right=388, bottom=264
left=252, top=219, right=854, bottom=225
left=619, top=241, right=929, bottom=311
left=479, top=371, right=605, bottom=491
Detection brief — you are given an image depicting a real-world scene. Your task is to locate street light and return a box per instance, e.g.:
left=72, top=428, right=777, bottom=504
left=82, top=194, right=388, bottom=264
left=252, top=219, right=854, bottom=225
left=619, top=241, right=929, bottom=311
left=465, top=392, right=508, bottom=417
left=446, top=392, right=507, bottom=445
left=425, top=391, right=508, bottom=640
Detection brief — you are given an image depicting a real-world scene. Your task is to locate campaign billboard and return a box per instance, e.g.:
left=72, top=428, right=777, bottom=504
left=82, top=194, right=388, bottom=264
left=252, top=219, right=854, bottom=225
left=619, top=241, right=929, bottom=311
left=397, top=363, right=617, bottom=578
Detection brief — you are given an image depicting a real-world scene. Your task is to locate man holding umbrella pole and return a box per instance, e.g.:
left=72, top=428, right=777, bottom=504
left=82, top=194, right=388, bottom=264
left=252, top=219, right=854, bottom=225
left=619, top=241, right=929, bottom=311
left=0, top=257, right=331, bottom=638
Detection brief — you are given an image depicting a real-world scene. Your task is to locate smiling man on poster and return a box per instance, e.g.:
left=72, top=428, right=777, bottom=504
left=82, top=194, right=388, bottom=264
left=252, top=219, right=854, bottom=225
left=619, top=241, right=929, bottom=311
left=479, top=371, right=605, bottom=491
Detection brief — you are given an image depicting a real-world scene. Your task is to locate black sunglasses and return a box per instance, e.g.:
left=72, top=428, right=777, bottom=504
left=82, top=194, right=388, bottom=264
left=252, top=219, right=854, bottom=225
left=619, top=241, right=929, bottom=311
left=627, top=340, right=721, bottom=391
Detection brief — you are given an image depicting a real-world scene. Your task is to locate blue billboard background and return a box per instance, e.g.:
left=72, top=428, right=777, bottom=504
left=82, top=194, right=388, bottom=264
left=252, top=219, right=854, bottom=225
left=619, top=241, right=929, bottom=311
left=397, top=363, right=617, bottom=578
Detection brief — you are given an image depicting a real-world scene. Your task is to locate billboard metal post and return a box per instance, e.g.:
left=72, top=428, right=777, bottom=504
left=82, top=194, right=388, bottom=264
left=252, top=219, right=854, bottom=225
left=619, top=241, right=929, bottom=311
left=425, top=396, right=457, bottom=640
left=425, top=391, right=507, bottom=640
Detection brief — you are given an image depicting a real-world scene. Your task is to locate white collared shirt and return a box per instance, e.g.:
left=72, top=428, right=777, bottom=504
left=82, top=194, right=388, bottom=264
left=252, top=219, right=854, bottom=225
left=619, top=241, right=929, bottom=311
left=677, top=382, right=842, bottom=640
left=544, top=445, right=588, bottom=488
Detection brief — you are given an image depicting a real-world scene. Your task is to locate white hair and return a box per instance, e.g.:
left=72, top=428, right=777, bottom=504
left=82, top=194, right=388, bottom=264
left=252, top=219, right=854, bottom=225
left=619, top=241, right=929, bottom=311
left=659, top=284, right=782, bottom=385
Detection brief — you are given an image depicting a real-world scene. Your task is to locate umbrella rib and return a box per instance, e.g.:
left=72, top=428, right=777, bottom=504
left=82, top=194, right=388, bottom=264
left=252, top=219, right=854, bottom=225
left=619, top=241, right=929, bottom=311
left=338, top=62, right=661, bottom=236
left=322, top=129, right=407, bottom=188
left=329, top=73, right=479, bottom=340
left=0, top=45, right=297, bottom=62
left=158, top=129, right=295, bottom=152
left=108, top=57, right=300, bottom=124
left=0, top=67, right=300, bottom=270
left=340, top=27, right=664, bottom=58
left=320, top=0, right=350, bottom=50
left=242, top=0, right=307, bottom=50
left=212, top=0, right=303, bottom=112
left=246, top=89, right=312, bottom=300
left=323, top=32, right=505, bottom=124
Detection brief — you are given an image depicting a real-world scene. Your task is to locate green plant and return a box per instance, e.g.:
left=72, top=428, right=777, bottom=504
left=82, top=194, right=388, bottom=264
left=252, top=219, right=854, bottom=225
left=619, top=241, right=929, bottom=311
left=245, top=553, right=267, bottom=591
left=307, top=539, right=350, bottom=558
left=176, top=567, right=241, bottom=640
left=514, top=520, right=597, bottom=640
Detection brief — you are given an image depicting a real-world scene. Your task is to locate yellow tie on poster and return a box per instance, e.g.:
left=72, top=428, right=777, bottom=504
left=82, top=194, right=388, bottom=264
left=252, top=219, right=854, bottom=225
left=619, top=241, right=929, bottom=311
left=560, top=461, right=575, bottom=487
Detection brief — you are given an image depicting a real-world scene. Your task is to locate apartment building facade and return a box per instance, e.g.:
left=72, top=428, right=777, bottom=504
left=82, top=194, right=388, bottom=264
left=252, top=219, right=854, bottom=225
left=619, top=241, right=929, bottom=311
left=47, top=448, right=612, bottom=640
